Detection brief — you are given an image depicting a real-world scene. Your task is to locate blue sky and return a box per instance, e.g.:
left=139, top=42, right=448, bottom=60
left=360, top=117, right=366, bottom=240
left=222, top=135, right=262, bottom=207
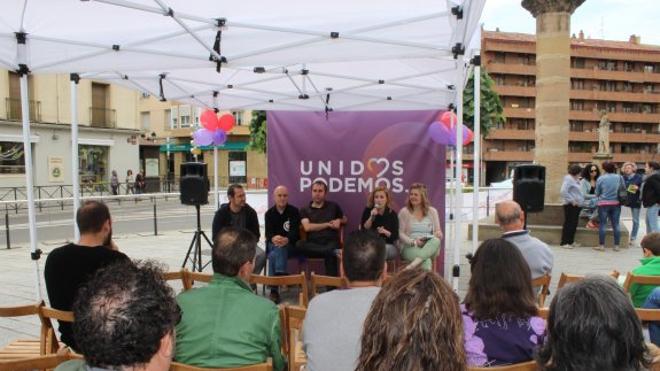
left=480, top=0, right=660, bottom=45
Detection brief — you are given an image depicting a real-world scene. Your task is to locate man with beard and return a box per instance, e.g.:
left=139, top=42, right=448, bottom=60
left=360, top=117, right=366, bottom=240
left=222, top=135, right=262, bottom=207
left=44, top=200, right=129, bottom=351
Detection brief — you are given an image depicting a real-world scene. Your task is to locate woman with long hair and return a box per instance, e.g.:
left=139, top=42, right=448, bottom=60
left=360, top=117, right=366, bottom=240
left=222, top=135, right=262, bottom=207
left=594, top=161, right=624, bottom=251
left=537, top=276, right=650, bottom=371
left=398, top=183, right=442, bottom=270
left=560, top=164, right=583, bottom=249
left=580, top=163, right=600, bottom=228
left=463, top=238, right=545, bottom=366
left=356, top=268, right=465, bottom=371
left=361, top=186, right=399, bottom=260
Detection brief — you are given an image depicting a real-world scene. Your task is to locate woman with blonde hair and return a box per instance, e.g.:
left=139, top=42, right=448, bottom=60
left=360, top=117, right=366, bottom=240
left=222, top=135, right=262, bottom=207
left=398, top=183, right=442, bottom=270
left=361, top=186, right=399, bottom=260
left=356, top=268, right=465, bottom=371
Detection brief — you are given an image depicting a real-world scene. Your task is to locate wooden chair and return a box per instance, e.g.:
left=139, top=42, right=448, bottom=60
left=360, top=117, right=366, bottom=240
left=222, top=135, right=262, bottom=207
left=186, top=271, right=214, bottom=288
left=0, top=352, right=81, bottom=371
left=249, top=273, right=309, bottom=307
left=468, top=360, right=538, bottom=370
left=557, top=271, right=620, bottom=290
left=623, top=273, right=660, bottom=294
left=163, top=269, right=193, bottom=292
left=285, top=305, right=307, bottom=371
left=537, top=307, right=549, bottom=320
left=636, top=308, right=660, bottom=322
left=38, top=306, right=74, bottom=355
left=170, top=361, right=273, bottom=371
left=310, top=272, right=347, bottom=297
left=531, top=274, right=551, bottom=307
left=0, top=303, right=42, bottom=361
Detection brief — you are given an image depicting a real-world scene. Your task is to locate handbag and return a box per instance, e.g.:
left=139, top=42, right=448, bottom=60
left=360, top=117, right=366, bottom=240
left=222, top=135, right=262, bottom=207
left=618, top=176, right=630, bottom=206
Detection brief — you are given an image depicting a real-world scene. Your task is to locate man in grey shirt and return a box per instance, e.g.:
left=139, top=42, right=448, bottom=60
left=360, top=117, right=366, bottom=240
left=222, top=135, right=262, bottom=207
left=496, top=200, right=554, bottom=280
left=303, top=230, right=386, bottom=371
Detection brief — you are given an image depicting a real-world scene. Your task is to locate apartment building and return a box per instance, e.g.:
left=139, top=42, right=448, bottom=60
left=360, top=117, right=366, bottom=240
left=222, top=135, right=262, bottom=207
left=481, top=30, right=660, bottom=184
left=0, top=70, right=141, bottom=188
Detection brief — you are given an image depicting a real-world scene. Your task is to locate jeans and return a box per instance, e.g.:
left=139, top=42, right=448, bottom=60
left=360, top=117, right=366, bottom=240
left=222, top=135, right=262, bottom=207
left=643, top=287, right=660, bottom=347
left=597, top=205, right=621, bottom=246
left=266, top=241, right=289, bottom=276
left=293, top=240, right=340, bottom=276
left=647, top=204, right=660, bottom=234
left=253, top=246, right=266, bottom=275
left=629, top=207, right=640, bottom=241
left=561, top=204, right=581, bottom=245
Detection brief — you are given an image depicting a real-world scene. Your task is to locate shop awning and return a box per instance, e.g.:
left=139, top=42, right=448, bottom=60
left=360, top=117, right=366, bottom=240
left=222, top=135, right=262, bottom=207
left=159, top=141, right=248, bottom=153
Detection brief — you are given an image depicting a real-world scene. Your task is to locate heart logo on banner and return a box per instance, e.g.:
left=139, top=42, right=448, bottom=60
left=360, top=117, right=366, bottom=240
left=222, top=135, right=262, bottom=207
left=367, top=158, right=390, bottom=177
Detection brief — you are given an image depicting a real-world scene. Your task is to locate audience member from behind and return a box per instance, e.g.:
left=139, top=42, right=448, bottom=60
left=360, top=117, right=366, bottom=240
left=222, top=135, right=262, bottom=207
left=642, top=161, right=660, bottom=234
left=175, top=227, right=285, bottom=370
left=56, top=261, right=179, bottom=371
left=398, top=183, right=442, bottom=271
left=560, top=164, right=584, bottom=249
left=356, top=268, right=465, bottom=371
left=463, top=239, right=546, bottom=367
left=628, top=232, right=660, bottom=307
left=303, top=230, right=386, bottom=371
left=537, top=276, right=650, bottom=371
left=44, top=200, right=129, bottom=351
left=495, top=200, right=553, bottom=280
left=361, top=186, right=399, bottom=260
left=594, top=161, right=624, bottom=251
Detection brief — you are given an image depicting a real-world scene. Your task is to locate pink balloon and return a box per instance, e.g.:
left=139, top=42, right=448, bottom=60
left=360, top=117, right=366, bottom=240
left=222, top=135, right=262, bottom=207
left=200, top=110, right=219, bottom=130
left=212, top=130, right=227, bottom=146
left=428, top=122, right=451, bottom=145
left=440, top=111, right=457, bottom=129
left=448, top=124, right=472, bottom=146
left=465, top=128, right=474, bottom=145
left=193, top=128, right=214, bottom=146
left=218, top=114, right=235, bottom=132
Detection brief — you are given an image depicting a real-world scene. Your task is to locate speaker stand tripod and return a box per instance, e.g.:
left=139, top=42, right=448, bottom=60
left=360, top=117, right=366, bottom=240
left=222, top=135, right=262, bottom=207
left=182, top=204, right=214, bottom=272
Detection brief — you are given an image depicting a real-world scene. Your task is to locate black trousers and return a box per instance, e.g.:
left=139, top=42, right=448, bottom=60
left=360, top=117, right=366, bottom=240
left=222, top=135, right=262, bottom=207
left=293, top=240, right=339, bottom=276
left=561, top=204, right=582, bottom=245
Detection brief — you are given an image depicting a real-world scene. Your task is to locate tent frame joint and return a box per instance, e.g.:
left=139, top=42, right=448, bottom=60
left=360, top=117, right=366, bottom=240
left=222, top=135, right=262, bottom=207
left=471, top=55, right=481, bottom=66
left=70, top=73, right=80, bottom=84
left=451, top=6, right=463, bottom=20
left=451, top=43, right=465, bottom=59
left=30, top=249, right=42, bottom=261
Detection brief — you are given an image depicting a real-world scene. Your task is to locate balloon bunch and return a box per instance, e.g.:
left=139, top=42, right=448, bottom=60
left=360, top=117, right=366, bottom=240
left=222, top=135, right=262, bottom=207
left=192, top=110, right=235, bottom=147
left=427, top=111, right=474, bottom=146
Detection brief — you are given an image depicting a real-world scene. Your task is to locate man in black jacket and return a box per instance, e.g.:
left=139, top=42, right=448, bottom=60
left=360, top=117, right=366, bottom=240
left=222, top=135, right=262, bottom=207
left=642, top=161, right=660, bottom=234
left=212, top=184, right=266, bottom=274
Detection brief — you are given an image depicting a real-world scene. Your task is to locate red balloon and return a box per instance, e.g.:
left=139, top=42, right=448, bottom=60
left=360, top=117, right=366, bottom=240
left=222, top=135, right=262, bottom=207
left=200, top=110, right=219, bottom=130
left=218, top=114, right=235, bottom=132
left=465, top=128, right=474, bottom=145
left=440, top=111, right=457, bottom=129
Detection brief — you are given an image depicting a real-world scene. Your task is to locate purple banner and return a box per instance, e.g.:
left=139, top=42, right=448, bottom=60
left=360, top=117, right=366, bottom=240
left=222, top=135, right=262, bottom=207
left=267, top=111, right=446, bottom=273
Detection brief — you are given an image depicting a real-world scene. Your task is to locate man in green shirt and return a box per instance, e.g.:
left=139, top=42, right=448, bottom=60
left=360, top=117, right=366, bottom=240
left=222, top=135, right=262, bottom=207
left=175, top=227, right=285, bottom=370
left=629, top=232, right=660, bottom=307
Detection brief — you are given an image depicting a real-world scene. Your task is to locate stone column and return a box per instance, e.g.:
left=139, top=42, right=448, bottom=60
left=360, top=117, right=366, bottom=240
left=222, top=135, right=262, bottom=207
left=522, top=0, right=584, bottom=203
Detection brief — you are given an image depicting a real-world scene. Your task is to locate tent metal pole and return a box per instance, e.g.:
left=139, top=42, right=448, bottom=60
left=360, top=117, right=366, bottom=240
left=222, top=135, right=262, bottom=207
left=453, top=74, right=464, bottom=292
left=214, top=147, right=219, bottom=210
left=92, top=0, right=215, bottom=24
left=19, top=74, right=42, bottom=301
left=71, top=75, right=81, bottom=242
left=472, top=58, right=481, bottom=254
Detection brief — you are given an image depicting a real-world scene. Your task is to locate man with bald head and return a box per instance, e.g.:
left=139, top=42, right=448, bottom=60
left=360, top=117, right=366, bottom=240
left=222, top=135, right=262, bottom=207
left=264, top=185, right=300, bottom=303
left=495, top=200, right=554, bottom=280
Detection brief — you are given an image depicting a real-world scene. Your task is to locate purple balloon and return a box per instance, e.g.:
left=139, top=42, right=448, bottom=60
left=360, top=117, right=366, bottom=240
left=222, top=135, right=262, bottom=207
left=212, top=129, right=227, bottom=146
left=428, top=122, right=451, bottom=145
left=193, top=128, right=214, bottom=146
left=447, top=124, right=471, bottom=147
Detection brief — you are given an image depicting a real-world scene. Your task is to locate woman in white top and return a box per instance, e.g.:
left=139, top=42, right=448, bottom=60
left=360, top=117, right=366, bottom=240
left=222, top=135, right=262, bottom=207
left=398, top=183, right=442, bottom=270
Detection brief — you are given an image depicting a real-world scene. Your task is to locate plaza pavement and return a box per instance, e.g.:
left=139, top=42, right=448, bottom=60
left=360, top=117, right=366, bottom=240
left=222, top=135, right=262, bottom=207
left=0, top=216, right=644, bottom=348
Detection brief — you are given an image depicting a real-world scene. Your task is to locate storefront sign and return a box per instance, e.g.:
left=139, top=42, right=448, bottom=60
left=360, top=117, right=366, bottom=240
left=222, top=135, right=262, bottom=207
left=229, top=161, right=246, bottom=176
left=145, top=158, right=159, bottom=177
left=48, top=156, right=64, bottom=182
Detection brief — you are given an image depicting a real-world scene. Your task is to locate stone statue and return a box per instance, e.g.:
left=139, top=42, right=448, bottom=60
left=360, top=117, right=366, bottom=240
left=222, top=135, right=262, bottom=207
left=597, top=110, right=611, bottom=154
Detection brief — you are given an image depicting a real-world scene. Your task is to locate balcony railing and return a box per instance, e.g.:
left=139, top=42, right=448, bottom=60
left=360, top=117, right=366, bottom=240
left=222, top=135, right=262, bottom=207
left=89, top=107, right=117, bottom=128
left=5, top=98, right=41, bottom=122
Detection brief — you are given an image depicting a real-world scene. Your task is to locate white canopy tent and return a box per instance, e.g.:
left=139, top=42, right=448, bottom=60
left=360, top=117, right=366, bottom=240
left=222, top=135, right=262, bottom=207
left=1, top=0, right=485, bottom=297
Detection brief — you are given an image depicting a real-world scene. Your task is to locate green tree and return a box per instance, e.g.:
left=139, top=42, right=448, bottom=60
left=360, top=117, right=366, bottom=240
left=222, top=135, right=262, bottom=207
left=463, top=68, right=505, bottom=138
left=247, top=110, right=267, bottom=153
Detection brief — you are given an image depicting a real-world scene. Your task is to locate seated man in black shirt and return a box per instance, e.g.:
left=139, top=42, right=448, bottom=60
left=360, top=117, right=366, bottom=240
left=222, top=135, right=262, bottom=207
left=265, top=185, right=300, bottom=302
left=295, top=180, right=347, bottom=276
left=211, top=184, right=266, bottom=274
left=44, top=200, right=129, bottom=351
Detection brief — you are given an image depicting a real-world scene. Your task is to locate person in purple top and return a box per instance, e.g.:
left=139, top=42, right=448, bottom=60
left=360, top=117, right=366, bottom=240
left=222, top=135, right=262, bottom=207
left=462, top=238, right=546, bottom=367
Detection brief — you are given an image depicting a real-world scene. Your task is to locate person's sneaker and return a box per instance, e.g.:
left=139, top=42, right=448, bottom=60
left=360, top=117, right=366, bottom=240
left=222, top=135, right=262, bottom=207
left=592, top=245, right=605, bottom=252
left=613, top=245, right=620, bottom=252
left=560, top=244, right=574, bottom=249
left=586, top=220, right=598, bottom=229
left=571, top=242, right=582, bottom=248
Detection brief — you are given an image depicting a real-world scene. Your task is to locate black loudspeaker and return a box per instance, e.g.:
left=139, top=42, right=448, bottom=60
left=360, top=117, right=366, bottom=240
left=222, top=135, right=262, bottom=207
left=180, top=162, right=209, bottom=205
left=513, top=164, right=545, bottom=213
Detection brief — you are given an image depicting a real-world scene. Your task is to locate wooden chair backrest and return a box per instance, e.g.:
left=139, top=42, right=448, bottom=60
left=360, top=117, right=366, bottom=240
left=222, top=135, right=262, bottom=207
left=623, top=273, right=660, bottom=293
left=310, top=273, right=346, bottom=296
left=285, top=305, right=307, bottom=371
left=170, top=361, right=273, bottom=371
left=38, top=306, right=74, bottom=355
left=249, top=273, right=308, bottom=307
left=163, top=269, right=193, bottom=291
left=468, top=360, right=538, bottom=371
left=531, top=274, right=551, bottom=307
left=537, top=307, right=549, bottom=320
left=187, top=271, right=214, bottom=288
left=0, top=352, right=80, bottom=371
left=0, top=303, right=41, bottom=318
left=636, top=308, right=660, bottom=322
left=557, top=271, right=620, bottom=290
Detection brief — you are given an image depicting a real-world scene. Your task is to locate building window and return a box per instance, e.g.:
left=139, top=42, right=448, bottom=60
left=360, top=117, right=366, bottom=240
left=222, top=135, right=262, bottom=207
left=140, top=111, right=150, bottom=131
left=169, top=105, right=200, bottom=129
left=623, top=61, right=634, bottom=72
left=571, top=79, right=585, bottom=90
left=179, top=105, right=192, bottom=127
left=170, top=107, right=178, bottom=128
left=0, top=142, right=25, bottom=174
left=79, top=145, right=108, bottom=184
left=571, top=58, right=585, bottom=69
left=569, top=121, right=583, bottom=132
left=494, top=52, right=505, bottom=63
left=228, top=151, right=247, bottom=184
left=164, top=109, right=172, bottom=130
left=232, top=111, right=244, bottom=126
left=570, top=100, right=584, bottom=111
left=644, top=64, right=656, bottom=73
left=519, top=53, right=533, bottom=65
